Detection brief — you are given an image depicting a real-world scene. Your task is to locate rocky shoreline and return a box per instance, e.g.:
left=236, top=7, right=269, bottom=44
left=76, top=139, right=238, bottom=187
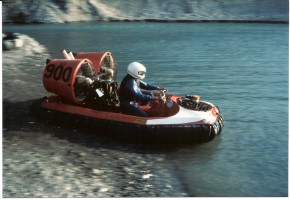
left=2, top=35, right=188, bottom=197
left=3, top=19, right=288, bottom=25
left=2, top=0, right=288, bottom=24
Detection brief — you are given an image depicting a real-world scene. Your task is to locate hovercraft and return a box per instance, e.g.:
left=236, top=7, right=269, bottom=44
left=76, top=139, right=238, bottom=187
left=32, top=50, right=224, bottom=143
left=3, top=33, right=24, bottom=50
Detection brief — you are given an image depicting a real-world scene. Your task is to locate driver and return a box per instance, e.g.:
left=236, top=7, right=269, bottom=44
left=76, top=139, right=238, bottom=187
left=119, top=62, right=166, bottom=117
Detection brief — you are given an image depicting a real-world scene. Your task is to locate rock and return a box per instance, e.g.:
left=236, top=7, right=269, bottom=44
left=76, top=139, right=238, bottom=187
left=100, top=188, right=109, bottom=192
left=142, top=174, right=153, bottom=179
left=92, top=168, right=103, bottom=174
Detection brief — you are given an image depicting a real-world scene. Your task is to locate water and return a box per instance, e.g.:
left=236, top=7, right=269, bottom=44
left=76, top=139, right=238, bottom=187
left=3, top=22, right=288, bottom=197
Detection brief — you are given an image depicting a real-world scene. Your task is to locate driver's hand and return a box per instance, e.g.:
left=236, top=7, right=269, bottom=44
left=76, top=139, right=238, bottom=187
left=192, top=95, right=200, bottom=100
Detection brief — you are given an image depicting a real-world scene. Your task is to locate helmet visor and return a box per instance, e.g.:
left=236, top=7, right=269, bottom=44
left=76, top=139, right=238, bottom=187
left=138, top=71, right=145, bottom=76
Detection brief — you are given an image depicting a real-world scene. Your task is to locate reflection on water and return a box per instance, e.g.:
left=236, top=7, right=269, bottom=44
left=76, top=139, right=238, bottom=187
left=3, top=22, right=288, bottom=197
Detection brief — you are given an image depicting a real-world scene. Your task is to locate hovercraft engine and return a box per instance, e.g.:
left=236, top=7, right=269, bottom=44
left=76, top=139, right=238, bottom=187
left=177, top=95, right=213, bottom=112
left=43, top=54, right=119, bottom=111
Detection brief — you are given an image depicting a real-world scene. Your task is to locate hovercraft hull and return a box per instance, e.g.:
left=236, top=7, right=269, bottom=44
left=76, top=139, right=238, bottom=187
left=33, top=93, right=224, bottom=143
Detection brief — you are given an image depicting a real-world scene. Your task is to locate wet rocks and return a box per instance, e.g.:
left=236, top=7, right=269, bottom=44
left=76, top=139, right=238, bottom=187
left=3, top=130, right=187, bottom=197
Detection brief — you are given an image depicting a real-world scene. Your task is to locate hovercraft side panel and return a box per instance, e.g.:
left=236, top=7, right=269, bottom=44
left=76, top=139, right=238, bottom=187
left=34, top=96, right=224, bottom=143
left=41, top=95, right=204, bottom=125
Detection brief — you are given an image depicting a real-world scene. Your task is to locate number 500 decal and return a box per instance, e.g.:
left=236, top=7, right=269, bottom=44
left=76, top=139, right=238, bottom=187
left=44, top=64, right=72, bottom=82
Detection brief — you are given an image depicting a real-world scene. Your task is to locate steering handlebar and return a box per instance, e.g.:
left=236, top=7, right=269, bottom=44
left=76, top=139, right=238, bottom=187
left=159, top=89, right=167, bottom=104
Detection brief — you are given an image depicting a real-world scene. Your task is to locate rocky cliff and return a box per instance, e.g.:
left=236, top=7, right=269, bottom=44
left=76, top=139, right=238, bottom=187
left=2, top=0, right=289, bottom=24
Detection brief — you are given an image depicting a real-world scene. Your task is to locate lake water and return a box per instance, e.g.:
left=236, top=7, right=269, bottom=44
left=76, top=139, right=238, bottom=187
left=3, top=22, right=288, bottom=197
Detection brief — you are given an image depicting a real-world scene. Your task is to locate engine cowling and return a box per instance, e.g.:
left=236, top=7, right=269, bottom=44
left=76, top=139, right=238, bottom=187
left=43, top=59, right=94, bottom=104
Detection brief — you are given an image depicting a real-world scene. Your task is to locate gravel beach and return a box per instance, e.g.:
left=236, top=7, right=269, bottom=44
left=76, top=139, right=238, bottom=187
left=2, top=35, right=188, bottom=198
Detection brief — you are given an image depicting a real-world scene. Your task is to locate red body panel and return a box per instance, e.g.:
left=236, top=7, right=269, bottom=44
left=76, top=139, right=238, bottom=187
left=41, top=94, right=210, bottom=126
left=41, top=95, right=174, bottom=125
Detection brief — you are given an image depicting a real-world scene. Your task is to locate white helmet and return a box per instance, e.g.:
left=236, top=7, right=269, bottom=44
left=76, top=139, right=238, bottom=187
left=127, top=62, right=146, bottom=79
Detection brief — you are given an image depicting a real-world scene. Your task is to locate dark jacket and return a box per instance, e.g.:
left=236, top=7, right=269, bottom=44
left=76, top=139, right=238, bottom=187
left=119, top=74, right=158, bottom=104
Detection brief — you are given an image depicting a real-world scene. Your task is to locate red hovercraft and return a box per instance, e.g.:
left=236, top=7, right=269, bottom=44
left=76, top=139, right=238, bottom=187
left=32, top=50, right=224, bottom=143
